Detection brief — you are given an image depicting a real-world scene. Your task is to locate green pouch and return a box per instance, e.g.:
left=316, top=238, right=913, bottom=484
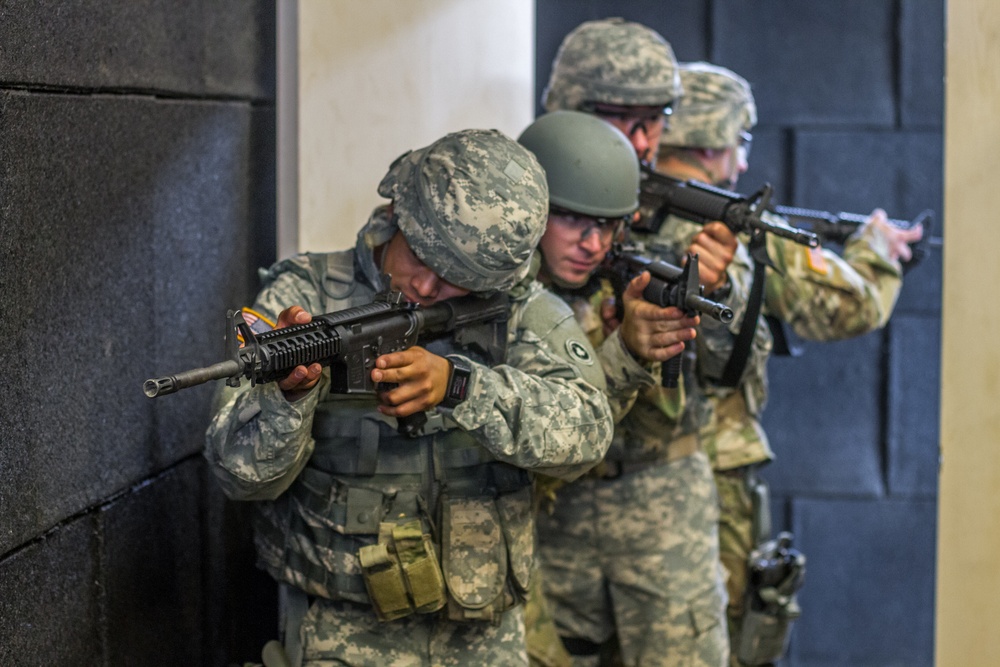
left=358, top=518, right=448, bottom=621
left=358, top=539, right=412, bottom=621
left=392, top=520, right=447, bottom=613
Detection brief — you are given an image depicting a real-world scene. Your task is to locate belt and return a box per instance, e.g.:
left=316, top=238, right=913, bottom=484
left=592, top=433, right=699, bottom=479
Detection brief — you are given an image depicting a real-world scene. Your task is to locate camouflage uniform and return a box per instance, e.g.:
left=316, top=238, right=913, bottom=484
left=205, top=130, right=615, bottom=667
left=662, top=63, right=905, bottom=666
left=534, top=21, right=730, bottom=667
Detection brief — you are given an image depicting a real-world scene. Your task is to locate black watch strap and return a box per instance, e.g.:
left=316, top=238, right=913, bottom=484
left=441, top=356, right=473, bottom=409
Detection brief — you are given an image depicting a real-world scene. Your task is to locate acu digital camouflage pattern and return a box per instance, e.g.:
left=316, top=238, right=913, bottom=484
left=205, top=132, right=615, bottom=664
left=535, top=452, right=728, bottom=667
left=378, top=128, right=549, bottom=293
left=660, top=63, right=757, bottom=151
left=299, top=597, right=529, bottom=666
left=543, top=18, right=681, bottom=113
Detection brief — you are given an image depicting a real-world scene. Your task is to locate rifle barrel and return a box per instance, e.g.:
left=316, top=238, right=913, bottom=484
left=686, top=294, right=734, bottom=324
left=144, top=359, right=243, bottom=397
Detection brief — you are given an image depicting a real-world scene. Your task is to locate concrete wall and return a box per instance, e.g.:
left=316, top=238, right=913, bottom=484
left=536, top=2, right=943, bottom=665
left=0, top=2, right=276, bottom=664
left=295, top=0, right=536, bottom=255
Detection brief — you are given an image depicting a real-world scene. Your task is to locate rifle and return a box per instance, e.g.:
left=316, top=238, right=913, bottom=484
left=770, top=205, right=939, bottom=271
left=143, top=289, right=509, bottom=435
left=600, top=245, right=734, bottom=387
left=635, top=165, right=820, bottom=250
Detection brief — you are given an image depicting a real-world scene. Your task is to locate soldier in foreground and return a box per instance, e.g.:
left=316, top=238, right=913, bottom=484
left=656, top=62, right=923, bottom=666
left=204, top=129, right=615, bottom=666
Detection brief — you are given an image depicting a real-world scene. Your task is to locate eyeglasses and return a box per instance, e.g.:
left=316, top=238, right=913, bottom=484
left=737, top=130, right=753, bottom=160
left=549, top=205, right=628, bottom=243
left=580, top=101, right=673, bottom=139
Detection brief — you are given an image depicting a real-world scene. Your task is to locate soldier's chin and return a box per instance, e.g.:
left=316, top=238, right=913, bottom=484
left=550, top=270, right=591, bottom=290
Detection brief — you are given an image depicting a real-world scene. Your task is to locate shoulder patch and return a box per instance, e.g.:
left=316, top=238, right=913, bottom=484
left=237, top=307, right=275, bottom=345
left=565, top=339, right=595, bottom=366
left=807, top=246, right=830, bottom=275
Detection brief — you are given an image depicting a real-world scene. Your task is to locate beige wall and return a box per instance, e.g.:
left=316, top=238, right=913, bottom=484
left=937, top=1, right=1000, bottom=664
left=289, top=0, right=536, bottom=257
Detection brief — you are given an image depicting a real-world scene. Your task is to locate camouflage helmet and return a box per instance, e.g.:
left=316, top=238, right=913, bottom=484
left=518, top=111, right=639, bottom=218
left=377, top=129, right=549, bottom=292
left=660, top=62, right=757, bottom=150
left=542, top=18, right=682, bottom=113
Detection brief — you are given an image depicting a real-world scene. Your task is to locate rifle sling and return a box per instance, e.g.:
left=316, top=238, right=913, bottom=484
left=719, top=234, right=767, bottom=387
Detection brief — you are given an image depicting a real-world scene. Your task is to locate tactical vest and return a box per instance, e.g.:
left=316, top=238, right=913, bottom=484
left=250, top=251, right=535, bottom=623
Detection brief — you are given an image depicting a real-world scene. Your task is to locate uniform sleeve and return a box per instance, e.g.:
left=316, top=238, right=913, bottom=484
left=642, top=217, right=772, bottom=412
left=447, top=289, right=614, bottom=482
left=203, top=256, right=330, bottom=501
left=763, top=219, right=903, bottom=341
left=595, top=328, right=658, bottom=421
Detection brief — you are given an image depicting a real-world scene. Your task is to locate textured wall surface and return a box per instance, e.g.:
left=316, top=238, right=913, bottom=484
left=0, top=2, right=276, bottom=664
left=537, top=1, right=943, bottom=665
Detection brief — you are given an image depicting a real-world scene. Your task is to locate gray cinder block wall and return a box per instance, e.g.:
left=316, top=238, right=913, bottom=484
left=0, top=3, right=277, bottom=665
left=537, top=1, right=943, bottom=665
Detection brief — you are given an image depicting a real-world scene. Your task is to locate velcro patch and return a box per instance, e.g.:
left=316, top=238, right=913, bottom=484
left=237, top=307, right=275, bottom=344
left=565, top=339, right=594, bottom=366
left=806, top=246, right=830, bottom=275
left=503, top=158, right=527, bottom=183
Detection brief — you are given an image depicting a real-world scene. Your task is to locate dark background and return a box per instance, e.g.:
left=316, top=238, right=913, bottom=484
left=0, top=1, right=942, bottom=665
left=537, top=2, right=942, bottom=666
left=0, top=1, right=277, bottom=664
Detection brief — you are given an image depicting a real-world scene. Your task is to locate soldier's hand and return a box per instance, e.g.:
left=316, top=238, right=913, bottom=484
left=688, top=221, right=737, bottom=293
left=867, top=208, right=924, bottom=263
left=275, top=306, right=323, bottom=401
left=620, top=272, right=699, bottom=362
left=371, top=346, right=451, bottom=417
left=600, top=296, right=621, bottom=337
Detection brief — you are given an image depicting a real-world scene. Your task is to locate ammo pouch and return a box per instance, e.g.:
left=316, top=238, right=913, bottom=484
left=358, top=505, right=448, bottom=621
left=736, top=532, right=806, bottom=666
left=439, top=485, right=534, bottom=624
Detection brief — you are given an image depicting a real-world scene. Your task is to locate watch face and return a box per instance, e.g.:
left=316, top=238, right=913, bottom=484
left=565, top=339, right=595, bottom=366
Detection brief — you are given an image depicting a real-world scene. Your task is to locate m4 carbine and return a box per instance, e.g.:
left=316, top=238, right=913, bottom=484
left=635, top=165, right=819, bottom=249
left=600, top=245, right=734, bottom=388
left=771, top=205, right=938, bottom=270
left=143, top=290, right=510, bottom=434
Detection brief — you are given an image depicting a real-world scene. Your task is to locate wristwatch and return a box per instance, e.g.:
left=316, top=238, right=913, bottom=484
left=441, top=355, right=473, bottom=409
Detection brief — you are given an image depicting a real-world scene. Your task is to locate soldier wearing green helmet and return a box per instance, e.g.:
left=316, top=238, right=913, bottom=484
left=656, top=62, right=924, bottom=667
left=536, top=19, right=741, bottom=667
left=205, top=128, right=616, bottom=667
left=518, top=109, right=703, bottom=667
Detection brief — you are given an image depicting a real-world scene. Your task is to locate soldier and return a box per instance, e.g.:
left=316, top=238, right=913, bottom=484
left=656, top=62, right=923, bottom=666
left=204, top=129, right=615, bottom=667
left=534, top=18, right=752, bottom=667
left=517, top=110, right=705, bottom=667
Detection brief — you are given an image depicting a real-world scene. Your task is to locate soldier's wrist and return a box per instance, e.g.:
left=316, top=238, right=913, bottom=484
left=440, top=355, right=473, bottom=408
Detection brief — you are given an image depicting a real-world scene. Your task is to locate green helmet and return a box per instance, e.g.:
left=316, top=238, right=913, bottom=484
left=376, top=129, right=549, bottom=292
left=660, top=62, right=757, bottom=150
left=518, top=111, right=639, bottom=218
left=542, top=18, right=681, bottom=113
